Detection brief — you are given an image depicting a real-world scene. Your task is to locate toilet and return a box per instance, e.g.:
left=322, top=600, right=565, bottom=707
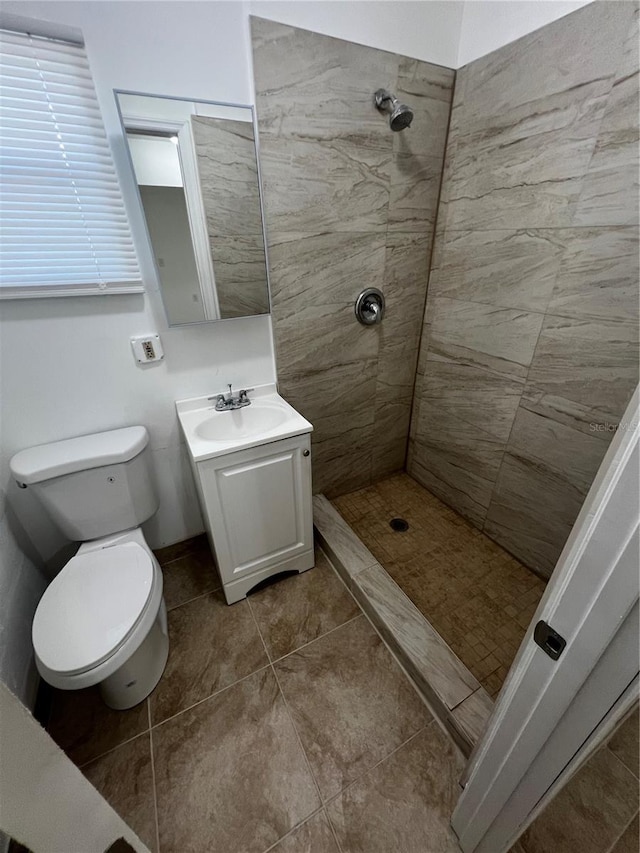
left=10, top=426, right=169, bottom=710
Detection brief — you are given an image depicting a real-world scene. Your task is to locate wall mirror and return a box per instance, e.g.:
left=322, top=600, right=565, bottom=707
left=115, top=92, right=270, bottom=325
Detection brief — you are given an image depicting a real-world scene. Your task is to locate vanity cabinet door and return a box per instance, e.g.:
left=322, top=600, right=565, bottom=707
left=197, top=434, right=313, bottom=598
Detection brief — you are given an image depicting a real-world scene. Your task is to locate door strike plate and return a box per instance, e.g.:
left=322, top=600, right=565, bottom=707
left=534, top=620, right=567, bottom=661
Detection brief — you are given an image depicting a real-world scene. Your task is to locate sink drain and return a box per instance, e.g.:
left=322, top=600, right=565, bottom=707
left=390, top=517, right=409, bottom=532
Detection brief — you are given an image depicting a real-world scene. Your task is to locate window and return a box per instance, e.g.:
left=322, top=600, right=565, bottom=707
left=0, top=25, right=142, bottom=298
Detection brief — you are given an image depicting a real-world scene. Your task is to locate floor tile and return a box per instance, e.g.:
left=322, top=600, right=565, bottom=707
left=161, top=548, right=220, bottom=610
left=275, top=615, right=430, bottom=800
left=521, top=743, right=640, bottom=853
left=153, top=667, right=320, bottom=853
left=82, top=733, right=157, bottom=853
left=269, top=810, right=339, bottom=853
left=47, top=686, right=148, bottom=767
left=608, top=706, right=639, bottom=778
left=326, top=724, right=463, bottom=852
left=248, top=549, right=360, bottom=660
left=611, top=813, right=640, bottom=853
left=149, top=591, right=268, bottom=725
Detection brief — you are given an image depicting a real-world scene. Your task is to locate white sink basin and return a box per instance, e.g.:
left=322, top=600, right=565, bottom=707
left=195, top=400, right=289, bottom=441
left=176, top=384, right=313, bottom=462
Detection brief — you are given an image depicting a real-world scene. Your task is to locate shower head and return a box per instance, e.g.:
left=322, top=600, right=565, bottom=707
left=374, top=88, right=414, bottom=131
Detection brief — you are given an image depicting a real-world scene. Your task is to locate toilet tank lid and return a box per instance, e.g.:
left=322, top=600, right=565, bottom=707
left=10, top=426, right=149, bottom=485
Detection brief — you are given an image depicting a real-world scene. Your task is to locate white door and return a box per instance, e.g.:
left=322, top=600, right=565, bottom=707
left=452, top=387, right=640, bottom=853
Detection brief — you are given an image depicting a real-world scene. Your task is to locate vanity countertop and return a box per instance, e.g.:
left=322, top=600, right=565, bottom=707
left=176, top=383, right=313, bottom=462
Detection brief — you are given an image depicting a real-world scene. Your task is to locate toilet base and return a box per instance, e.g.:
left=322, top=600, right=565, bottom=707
left=99, top=599, right=169, bottom=710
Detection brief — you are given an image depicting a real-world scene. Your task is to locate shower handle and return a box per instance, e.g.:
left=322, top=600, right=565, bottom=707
left=355, top=288, right=385, bottom=326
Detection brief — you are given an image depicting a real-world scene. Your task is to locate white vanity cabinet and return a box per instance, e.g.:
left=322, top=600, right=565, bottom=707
left=192, top=432, right=314, bottom=603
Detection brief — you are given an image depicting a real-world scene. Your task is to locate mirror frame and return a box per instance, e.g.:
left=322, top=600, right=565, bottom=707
left=114, top=89, right=272, bottom=326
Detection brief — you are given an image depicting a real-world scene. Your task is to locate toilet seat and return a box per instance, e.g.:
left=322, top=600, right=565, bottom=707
left=32, top=542, right=154, bottom=677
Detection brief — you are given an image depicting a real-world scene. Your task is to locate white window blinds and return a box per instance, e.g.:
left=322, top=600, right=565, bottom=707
left=0, top=28, right=142, bottom=297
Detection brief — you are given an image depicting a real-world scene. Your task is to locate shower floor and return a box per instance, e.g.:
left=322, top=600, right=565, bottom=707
left=332, top=473, right=546, bottom=699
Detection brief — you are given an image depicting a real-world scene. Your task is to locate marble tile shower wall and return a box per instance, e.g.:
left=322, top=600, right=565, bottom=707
left=251, top=17, right=454, bottom=497
left=409, top=1, right=640, bottom=577
left=191, top=116, right=269, bottom=317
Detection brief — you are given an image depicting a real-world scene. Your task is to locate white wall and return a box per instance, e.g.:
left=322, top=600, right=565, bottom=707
left=458, top=0, right=593, bottom=66
left=0, top=513, right=46, bottom=710
left=0, top=681, right=150, bottom=853
left=248, top=0, right=465, bottom=67
left=129, top=136, right=183, bottom=188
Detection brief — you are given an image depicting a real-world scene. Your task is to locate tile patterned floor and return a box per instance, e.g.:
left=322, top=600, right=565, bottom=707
left=517, top=707, right=639, bottom=853
left=333, top=473, right=547, bottom=699
left=46, top=537, right=465, bottom=853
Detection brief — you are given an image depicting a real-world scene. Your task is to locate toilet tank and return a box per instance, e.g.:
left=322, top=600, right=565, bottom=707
left=10, top=427, right=159, bottom=541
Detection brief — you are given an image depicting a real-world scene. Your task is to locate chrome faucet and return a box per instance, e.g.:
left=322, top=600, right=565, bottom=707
left=208, top=384, right=253, bottom=411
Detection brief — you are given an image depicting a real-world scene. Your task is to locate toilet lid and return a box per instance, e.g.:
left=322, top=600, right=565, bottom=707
left=33, top=542, right=154, bottom=676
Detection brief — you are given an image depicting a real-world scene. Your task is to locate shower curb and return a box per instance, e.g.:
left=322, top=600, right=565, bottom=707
left=313, top=494, right=494, bottom=757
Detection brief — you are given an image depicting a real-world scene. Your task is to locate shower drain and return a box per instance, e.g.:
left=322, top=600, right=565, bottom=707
left=390, top=517, right=409, bottom=532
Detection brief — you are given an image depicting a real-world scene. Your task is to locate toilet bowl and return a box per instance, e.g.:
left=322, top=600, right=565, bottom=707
left=10, top=426, right=169, bottom=710
left=32, top=529, right=169, bottom=709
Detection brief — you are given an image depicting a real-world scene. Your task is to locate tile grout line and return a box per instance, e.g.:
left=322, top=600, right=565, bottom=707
left=247, top=595, right=324, bottom=805
left=152, top=580, right=363, bottom=735
left=78, top=657, right=273, bottom=769
left=268, top=611, right=364, bottom=666
left=266, top=670, right=337, bottom=843
left=77, top=725, right=151, bottom=770
left=256, top=554, right=449, bottom=813
left=147, top=699, right=161, bottom=853
left=246, top=596, right=343, bottom=850
left=322, top=806, right=345, bottom=853
left=151, top=591, right=365, bottom=735
left=604, top=742, right=640, bottom=783
left=324, top=722, right=434, bottom=809
left=155, top=550, right=201, bottom=568
left=165, top=585, right=221, bottom=613
left=405, top=61, right=457, bottom=470
left=257, top=805, right=329, bottom=853
left=450, top=685, right=489, bottom=714
left=603, top=806, right=639, bottom=853
left=149, top=660, right=273, bottom=732
left=281, top=568, right=371, bottom=853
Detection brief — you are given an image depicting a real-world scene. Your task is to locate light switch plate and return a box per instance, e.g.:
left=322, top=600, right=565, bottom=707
left=131, top=334, right=164, bottom=364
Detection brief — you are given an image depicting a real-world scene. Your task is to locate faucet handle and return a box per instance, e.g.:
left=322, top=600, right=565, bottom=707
left=239, top=388, right=254, bottom=401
